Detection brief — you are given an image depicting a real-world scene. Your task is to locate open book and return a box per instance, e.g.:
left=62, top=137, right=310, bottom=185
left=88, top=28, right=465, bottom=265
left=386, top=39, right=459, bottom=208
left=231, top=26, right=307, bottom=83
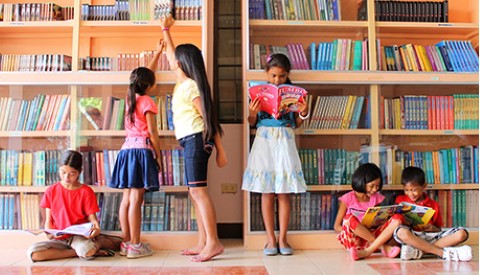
left=26, top=222, right=93, bottom=237
left=357, top=202, right=436, bottom=229
left=248, top=84, right=308, bottom=119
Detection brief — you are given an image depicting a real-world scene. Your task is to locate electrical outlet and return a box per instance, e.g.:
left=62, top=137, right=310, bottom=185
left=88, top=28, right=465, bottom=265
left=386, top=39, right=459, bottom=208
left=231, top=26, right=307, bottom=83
left=221, top=183, right=238, bottom=193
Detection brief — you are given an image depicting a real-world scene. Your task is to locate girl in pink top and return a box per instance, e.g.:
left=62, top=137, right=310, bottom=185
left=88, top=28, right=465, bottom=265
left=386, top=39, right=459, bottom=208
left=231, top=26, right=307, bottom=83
left=333, top=163, right=403, bottom=260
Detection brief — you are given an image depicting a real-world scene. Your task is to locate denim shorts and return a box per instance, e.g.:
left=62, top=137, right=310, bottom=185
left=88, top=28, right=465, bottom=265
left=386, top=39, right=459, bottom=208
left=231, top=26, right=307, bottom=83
left=178, top=132, right=213, bottom=187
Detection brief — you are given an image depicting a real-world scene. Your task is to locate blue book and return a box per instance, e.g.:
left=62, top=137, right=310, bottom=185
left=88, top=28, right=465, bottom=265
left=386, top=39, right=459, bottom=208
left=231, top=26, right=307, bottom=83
left=53, top=96, right=67, bottom=131
left=449, top=40, right=468, bottom=72
left=439, top=40, right=462, bottom=72
left=8, top=194, right=14, bottom=230
left=264, top=0, right=272, bottom=19
left=325, top=42, right=332, bottom=70
left=316, top=42, right=323, bottom=70
left=332, top=0, right=341, bottom=20
left=474, top=147, right=479, bottom=183
left=463, top=40, right=479, bottom=70
left=310, top=42, right=317, bottom=70
left=166, top=94, right=174, bottom=131
left=0, top=194, right=4, bottom=229
left=435, top=43, right=454, bottom=71
left=349, top=96, right=364, bottom=129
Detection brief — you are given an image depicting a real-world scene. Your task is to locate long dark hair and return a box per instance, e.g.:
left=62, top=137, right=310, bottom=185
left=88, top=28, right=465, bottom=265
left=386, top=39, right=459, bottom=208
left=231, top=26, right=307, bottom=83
left=265, top=53, right=292, bottom=84
left=60, top=150, right=83, bottom=173
left=127, top=67, right=156, bottom=124
left=175, top=43, right=222, bottom=141
left=351, top=163, right=383, bottom=193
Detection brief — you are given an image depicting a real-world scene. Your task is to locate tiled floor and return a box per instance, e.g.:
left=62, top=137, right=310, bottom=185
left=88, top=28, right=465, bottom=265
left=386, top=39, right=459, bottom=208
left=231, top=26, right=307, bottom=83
left=0, top=240, right=478, bottom=274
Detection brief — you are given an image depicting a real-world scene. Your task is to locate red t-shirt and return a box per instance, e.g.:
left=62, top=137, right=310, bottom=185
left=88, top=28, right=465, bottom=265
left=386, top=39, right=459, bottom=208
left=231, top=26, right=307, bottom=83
left=125, top=95, right=158, bottom=138
left=395, top=192, right=443, bottom=228
left=40, top=182, right=99, bottom=235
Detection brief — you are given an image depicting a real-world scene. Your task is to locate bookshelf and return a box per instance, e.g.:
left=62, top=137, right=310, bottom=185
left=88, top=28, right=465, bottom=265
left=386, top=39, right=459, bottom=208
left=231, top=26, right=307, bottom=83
left=0, top=0, right=212, bottom=250
left=242, top=0, right=479, bottom=249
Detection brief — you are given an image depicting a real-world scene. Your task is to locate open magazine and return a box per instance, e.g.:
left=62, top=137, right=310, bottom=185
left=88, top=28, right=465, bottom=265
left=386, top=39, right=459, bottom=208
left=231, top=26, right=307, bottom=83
left=248, top=84, right=308, bottom=119
left=26, top=222, right=93, bottom=237
left=358, top=202, right=436, bottom=229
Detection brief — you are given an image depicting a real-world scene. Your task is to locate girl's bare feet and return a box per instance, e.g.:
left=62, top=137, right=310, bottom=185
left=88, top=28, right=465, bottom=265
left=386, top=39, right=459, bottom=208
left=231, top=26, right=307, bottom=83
left=180, top=244, right=204, bottom=256
left=190, top=243, right=224, bottom=262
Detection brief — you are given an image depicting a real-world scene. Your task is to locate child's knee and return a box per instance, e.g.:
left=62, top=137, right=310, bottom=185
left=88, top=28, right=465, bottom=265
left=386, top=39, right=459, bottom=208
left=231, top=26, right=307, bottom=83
left=396, top=227, right=412, bottom=241
left=454, top=229, right=469, bottom=243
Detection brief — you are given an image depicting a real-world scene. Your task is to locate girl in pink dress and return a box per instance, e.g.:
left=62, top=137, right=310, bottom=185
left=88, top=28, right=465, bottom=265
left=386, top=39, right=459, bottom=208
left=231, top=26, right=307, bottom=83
left=333, top=163, right=403, bottom=260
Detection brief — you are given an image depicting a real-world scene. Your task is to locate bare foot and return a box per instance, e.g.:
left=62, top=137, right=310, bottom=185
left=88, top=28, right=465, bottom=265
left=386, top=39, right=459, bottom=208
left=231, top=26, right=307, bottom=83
left=181, top=244, right=204, bottom=256
left=190, top=243, right=224, bottom=262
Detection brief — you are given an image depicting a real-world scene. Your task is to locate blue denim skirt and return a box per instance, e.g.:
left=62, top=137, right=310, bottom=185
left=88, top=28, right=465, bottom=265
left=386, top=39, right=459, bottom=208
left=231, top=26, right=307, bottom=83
left=178, top=132, right=212, bottom=187
left=109, top=138, right=160, bottom=191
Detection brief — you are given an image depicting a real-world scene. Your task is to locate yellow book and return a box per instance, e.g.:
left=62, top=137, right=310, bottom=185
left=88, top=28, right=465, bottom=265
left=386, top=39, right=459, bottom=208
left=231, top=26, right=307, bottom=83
left=418, top=45, right=433, bottom=72
left=340, top=95, right=355, bottom=129
left=359, top=202, right=436, bottom=229
left=405, top=44, right=419, bottom=72
left=23, top=152, right=33, bottom=186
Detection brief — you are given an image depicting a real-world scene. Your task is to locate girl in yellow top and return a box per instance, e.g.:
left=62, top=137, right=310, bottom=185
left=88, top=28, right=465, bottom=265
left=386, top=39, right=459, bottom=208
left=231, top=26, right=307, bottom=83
left=158, top=15, right=228, bottom=262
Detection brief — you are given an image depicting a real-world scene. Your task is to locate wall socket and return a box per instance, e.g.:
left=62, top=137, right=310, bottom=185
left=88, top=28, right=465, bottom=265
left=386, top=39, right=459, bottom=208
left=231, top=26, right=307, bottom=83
left=221, top=183, right=238, bottom=193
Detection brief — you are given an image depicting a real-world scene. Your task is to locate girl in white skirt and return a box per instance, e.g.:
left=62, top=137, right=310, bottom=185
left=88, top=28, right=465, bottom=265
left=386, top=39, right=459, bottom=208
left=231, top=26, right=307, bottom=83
left=242, top=53, right=309, bottom=256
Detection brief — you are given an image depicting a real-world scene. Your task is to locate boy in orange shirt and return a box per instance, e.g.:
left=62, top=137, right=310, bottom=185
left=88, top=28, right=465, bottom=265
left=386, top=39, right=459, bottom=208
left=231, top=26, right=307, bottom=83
left=393, top=167, right=472, bottom=261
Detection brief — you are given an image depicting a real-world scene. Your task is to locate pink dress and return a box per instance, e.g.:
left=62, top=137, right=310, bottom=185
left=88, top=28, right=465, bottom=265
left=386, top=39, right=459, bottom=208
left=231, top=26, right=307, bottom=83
left=336, top=191, right=402, bottom=250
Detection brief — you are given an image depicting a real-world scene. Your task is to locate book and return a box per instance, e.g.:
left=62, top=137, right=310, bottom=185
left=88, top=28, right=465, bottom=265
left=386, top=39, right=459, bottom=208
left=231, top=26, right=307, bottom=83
left=248, top=84, right=308, bottom=119
left=357, top=202, right=436, bottom=229
left=26, top=222, right=93, bottom=237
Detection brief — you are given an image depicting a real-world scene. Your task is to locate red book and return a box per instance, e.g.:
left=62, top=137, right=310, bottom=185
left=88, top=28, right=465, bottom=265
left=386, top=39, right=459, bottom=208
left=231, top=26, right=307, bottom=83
left=248, top=84, right=308, bottom=119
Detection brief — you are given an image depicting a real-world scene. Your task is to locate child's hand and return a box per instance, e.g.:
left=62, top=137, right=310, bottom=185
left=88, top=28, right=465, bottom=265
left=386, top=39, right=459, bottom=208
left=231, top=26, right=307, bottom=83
left=216, top=148, right=228, bottom=168
left=88, top=227, right=100, bottom=239
left=249, top=97, right=261, bottom=117
left=160, top=14, right=175, bottom=29
left=155, top=39, right=166, bottom=53
left=45, top=232, right=55, bottom=240
left=297, top=100, right=308, bottom=116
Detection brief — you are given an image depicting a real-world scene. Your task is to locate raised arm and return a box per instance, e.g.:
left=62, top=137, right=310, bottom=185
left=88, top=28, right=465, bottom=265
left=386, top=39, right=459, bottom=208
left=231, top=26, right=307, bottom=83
left=147, top=39, right=166, bottom=72
left=159, top=15, right=176, bottom=67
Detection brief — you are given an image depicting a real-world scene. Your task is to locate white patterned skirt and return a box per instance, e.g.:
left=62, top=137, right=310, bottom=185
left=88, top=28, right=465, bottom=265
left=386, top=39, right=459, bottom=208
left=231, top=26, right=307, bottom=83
left=242, top=126, right=307, bottom=194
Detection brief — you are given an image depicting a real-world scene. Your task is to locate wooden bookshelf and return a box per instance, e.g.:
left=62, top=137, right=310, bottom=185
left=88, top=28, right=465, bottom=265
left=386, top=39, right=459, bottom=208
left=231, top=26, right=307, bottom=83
left=242, top=0, right=479, bottom=249
left=0, top=0, right=212, bottom=250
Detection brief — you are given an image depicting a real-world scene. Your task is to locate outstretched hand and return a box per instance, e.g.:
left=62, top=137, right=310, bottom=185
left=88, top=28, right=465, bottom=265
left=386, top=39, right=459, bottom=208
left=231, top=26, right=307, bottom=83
left=160, top=14, right=175, bottom=29
left=155, top=39, right=166, bottom=53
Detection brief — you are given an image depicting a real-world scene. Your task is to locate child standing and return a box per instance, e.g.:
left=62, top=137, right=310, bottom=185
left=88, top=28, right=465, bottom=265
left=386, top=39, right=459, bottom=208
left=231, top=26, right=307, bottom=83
left=242, top=53, right=308, bottom=256
left=28, top=150, right=120, bottom=262
left=160, top=15, right=228, bottom=262
left=334, top=163, right=402, bottom=260
left=108, top=51, right=164, bottom=258
left=394, top=166, right=472, bottom=261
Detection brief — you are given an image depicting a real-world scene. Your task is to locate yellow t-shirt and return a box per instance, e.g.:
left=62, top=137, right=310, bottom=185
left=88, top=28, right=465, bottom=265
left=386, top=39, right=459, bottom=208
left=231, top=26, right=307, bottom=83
left=172, top=78, right=205, bottom=139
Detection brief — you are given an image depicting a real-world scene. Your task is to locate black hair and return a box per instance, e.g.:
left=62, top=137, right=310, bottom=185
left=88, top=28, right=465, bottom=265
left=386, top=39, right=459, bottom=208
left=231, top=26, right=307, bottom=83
left=351, top=163, right=383, bottom=193
left=175, top=43, right=223, bottom=141
left=60, top=150, right=83, bottom=173
left=265, top=53, right=292, bottom=84
left=401, top=166, right=426, bottom=186
left=127, top=67, right=156, bottom=124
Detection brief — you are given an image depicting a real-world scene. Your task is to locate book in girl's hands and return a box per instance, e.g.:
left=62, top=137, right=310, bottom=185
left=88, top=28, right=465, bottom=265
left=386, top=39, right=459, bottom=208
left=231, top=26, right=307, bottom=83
left=248, top=84, right=308, bottom=119
left=26, top=222, right=94, bottom=237
left=360, top=202, right=435, bottom=229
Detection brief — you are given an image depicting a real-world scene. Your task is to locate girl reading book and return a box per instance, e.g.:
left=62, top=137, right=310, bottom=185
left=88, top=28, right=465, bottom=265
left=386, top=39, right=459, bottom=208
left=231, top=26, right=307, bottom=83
left=242, top=53, right=309, bottom=256
left=333, top=163, right=403, bottom=260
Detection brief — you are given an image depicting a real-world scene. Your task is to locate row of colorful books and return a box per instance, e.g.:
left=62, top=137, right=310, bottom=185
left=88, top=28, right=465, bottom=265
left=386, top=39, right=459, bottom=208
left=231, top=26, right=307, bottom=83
left=0, top=54, right=73, bottom=72
left=250, top=192, right=339, bottom=231
left=0, top=147, right=186, bottom=187
left=301, top=95, right=368, bottom=130
left=299, top=149, right=360, bottom=185
left=372, top=0, right=448, bottom=22
left=155, top=0, right=203, bottom=21
left=249, top=189, right=478, bottom=232
left=79, top=148, right=185, bottom=187
left=310, top=40, right=369, bottom=71
left=378, top=41, right=479, bottom=72
left=0, top=95, right=71, bottom=132
left=0, top=3, right=74, bottom=22
left=365, top=145, right=480, bottom=185
left=81, top=1, right=131, bottom=21
left=0, top=191, right=197, bottom=232
left=80, top=94, right=173, bottom=131
left=249, top=0, right=341, bottom=21
left=78, top=52, right=170, bottom=71
left=380, top=94, right=479, bottom=130
left=250, top=43, right=310, bottom=70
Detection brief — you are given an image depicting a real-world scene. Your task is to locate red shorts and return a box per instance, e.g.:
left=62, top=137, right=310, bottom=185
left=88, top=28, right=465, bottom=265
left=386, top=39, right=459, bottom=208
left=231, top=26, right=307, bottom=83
left=337, top=213, right=403, bottom=250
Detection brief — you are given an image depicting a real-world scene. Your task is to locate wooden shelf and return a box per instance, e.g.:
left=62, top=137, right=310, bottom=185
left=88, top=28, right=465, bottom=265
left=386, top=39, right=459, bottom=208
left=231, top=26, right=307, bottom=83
left=380, top=129, right=479, bottom=136
left=0, top=21, right=74, bottom=35
left=306, top=184, right=479, bottom=192
left=249, top=20, right=368, bottom=33
left=245, top=71, right=479, bottom=84
left=80, top=20, right=202, bottom=36
left=297, top=129, right=372, bottom=135
left=0, top=131, right=70, bottom=138
left=0, top=185, right=189, bottom=193
left=375, top=22, right=479, bottom=37
left=0, top=71, right=177, bottom=85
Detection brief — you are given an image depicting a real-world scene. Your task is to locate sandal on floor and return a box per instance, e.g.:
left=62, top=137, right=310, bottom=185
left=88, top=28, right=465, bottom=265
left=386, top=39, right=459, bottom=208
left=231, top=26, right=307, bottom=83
left=381, top=246, right=401, bottom=258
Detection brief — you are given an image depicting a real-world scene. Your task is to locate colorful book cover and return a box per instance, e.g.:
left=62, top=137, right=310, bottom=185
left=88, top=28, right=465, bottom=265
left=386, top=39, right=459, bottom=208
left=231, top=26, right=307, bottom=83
left=27, top=222, right=93, bottom=237
left=248, top=84, right=308, bottom=119
left=360, top=202, right=436, bottom=229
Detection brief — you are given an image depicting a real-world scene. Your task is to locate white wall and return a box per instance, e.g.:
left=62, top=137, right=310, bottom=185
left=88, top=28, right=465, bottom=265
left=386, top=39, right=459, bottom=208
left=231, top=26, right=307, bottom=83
left=207, top=124, right=243, bottom=223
